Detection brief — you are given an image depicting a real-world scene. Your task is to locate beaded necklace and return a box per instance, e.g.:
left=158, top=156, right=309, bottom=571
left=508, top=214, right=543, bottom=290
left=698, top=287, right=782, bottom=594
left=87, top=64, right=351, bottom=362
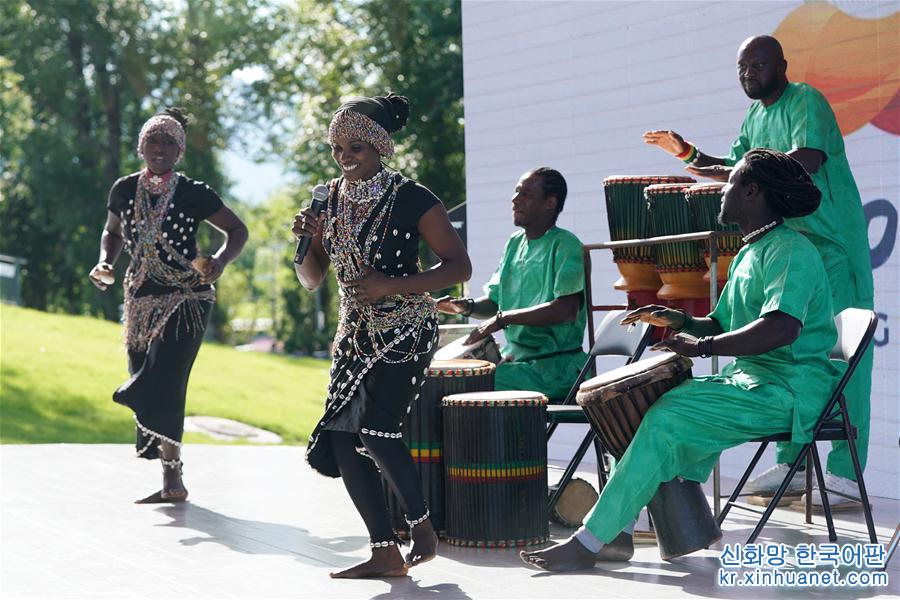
left=742, top=219, right=782, bottom=243
left=122, top=171, right=214, bottom=351
left=324, top=169, right=436, bottom=366
left=340, top=167, right=393, bottom=204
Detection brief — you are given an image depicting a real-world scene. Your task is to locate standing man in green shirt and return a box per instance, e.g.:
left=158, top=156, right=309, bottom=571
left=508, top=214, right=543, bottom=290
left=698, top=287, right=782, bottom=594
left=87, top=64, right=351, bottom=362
left=521, top=149, right=841, bottom=572
left=437, top=167, right=588, bottom=401
left=643, top=35, right=874, bottom=507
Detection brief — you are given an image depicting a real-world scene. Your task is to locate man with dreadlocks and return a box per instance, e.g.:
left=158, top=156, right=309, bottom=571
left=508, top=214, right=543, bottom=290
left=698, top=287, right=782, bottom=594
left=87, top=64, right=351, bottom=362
left=437, top=167, right=589, bottom=401
left=521, top=149, right=841, bottom=571
left=643, top=35, right=874, bottom=509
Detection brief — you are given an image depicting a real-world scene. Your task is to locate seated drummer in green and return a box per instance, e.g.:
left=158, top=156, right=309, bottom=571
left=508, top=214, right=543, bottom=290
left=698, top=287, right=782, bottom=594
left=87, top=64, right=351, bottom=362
left=521, top=149, right=842, bottom=571
left=437, top=167, right=588, bottom=400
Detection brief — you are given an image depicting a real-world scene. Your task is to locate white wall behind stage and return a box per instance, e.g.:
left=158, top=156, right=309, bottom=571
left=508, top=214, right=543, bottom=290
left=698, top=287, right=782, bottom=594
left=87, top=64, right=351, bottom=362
left=461, top=1, right=899, bottom=498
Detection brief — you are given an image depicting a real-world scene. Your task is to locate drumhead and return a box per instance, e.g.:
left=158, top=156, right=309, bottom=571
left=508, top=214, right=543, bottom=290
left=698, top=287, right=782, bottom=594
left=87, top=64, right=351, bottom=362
left=442, top=390, right=547, bottom=407
left=434, top=335, right=489, bottom=361
left=550, top=478, right=599, bottom=528
left=577, top=353, right=692, bottom=399
left=603, top=175, right=695, bottom=186
left=644, top=182, right=693, bottom=196
left=428, top=359, right=495, bottom=376
left=686, top=182, right=725, bottom=196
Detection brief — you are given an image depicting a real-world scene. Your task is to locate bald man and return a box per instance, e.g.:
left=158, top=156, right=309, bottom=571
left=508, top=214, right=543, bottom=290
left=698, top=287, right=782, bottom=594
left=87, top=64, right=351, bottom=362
left=643, top=35, right=873, bottom=509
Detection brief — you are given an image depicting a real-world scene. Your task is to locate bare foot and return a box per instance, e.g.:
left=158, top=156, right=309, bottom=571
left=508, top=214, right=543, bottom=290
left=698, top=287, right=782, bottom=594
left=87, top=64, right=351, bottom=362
left=160, top=460, right=188, bottom=501
left=330, top=546, right=409, bottom=579
left=406, top=518, right=438, bottom=567
left=520, top=537, right=597, bottom=572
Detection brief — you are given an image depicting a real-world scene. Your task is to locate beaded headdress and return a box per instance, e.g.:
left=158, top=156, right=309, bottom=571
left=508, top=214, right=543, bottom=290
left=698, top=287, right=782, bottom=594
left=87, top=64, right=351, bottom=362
left=328, top=109, right=395, bottom=159
left=137, top=115, right=186, bottom=164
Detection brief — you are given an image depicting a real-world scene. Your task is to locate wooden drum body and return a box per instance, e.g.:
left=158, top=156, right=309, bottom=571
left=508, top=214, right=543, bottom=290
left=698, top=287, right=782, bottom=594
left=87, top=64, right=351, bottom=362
left=576, top=353, right=721, bottom=560
left=685, top=183, right=743, bottom=283
left=576, top=353, right=693, bottom=459
left=442, top=391, right=549, bottom=547
left=384, top=359, right=495, bottom=535
left=602, top=175, right=694, bottom=292
left=645, top=183, right=708, bottom=300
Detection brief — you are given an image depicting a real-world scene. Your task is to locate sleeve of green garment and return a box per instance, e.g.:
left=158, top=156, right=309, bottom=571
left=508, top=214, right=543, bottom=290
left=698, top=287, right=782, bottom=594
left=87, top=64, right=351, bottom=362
left=551, top=234, right=585, bottom=298
left=484, top=236, right=513, bottom=304
left=724, top=114, right=752, bottom=166
left=787, top=87, right=834, bottom=158
left=759, top=239, right=815, bottom=325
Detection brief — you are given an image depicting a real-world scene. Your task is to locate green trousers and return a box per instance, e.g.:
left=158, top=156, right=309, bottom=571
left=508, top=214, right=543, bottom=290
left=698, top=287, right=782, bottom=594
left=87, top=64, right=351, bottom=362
left=494, top=350, right=589, bottom=401
left=583, top=377, right=802, bottom=543
left=775, top=238, right=874, bottom=481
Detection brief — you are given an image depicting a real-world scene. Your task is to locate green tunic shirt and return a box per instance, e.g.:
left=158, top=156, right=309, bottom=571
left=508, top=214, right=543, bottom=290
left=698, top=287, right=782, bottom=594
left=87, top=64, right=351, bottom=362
left=484, top=227, right=588, bottom=396
left=724, top=82, right=873, bottom=305
left=709, top=226, right=842, bottom=441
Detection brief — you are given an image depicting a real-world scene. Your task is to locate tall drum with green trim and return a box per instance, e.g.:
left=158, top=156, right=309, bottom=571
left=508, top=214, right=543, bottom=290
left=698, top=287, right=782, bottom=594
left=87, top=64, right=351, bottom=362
left=603, top=175, right=695, bottom=292
left=645, top=183, right=707, bottom=299
left=384, top=359, right=495, bottom=536
left=685, top=183, right=743, bottom=283
left=442, top=390, right=548, bottom=547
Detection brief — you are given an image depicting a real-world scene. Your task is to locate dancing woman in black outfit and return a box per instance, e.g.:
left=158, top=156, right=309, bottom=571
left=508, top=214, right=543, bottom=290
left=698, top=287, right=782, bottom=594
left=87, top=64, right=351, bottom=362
left=292, top=93, right=470, bottom=578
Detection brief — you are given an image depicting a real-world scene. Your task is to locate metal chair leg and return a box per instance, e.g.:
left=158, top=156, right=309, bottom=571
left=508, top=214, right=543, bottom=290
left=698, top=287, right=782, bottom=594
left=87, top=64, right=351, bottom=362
left=805, top=451, right=813, bottom=524
left=747, top=445, right=809, bottom=544
left=593, top=436, right=608, bottom=490
left=811, top=443, right=837, bottom=542
left=840, top=402, right=878, bottom=544
left=717, top=441, right=769, bottom=526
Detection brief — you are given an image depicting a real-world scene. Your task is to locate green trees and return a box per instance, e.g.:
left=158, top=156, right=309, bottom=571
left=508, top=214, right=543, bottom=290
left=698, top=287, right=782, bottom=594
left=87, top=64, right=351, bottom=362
left=0, top=0, right=464, bottom=352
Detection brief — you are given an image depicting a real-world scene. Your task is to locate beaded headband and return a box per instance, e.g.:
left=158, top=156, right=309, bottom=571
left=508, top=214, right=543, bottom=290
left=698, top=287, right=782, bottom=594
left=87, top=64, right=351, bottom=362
left=137, top=115, right=186, bottom=164
left=328, top=109, right=395, bottom=159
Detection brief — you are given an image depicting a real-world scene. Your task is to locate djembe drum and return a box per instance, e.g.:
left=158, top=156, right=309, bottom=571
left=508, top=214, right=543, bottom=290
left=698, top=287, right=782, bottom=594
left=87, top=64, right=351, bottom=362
left=645, top=183, right=708, bottom=299
left=384, top=359, right=495, bottom=536
left=685, top=183, right=743, bottom=283
left=437, top=324, right=478, bottom=350
left=603, top=175, right=695, bottom=292
left=442, top=390, right=549, bottom=547
left=576, top=353, right=722, bottom=560
left=433, top=334, right=502, bottom=364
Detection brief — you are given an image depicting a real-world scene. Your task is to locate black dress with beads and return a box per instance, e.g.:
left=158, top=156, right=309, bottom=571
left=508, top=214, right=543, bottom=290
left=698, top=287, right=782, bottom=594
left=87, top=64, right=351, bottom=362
left=306, top=170, right=441, bottom=477
left=106, top=171, right=223, bottom=460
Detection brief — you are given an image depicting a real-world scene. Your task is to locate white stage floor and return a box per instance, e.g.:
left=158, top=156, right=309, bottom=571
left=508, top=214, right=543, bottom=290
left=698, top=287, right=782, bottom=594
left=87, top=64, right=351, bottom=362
left=1, top=445, right=896, bottom=599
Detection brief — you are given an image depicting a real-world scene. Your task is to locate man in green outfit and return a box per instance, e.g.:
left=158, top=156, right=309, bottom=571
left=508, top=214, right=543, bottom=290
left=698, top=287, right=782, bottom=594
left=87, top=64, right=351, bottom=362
left=522, top=149, right=842, bottom=571
left=643, top=35, right=874, bottom=507
left=437, top=167, right=588, bottom=401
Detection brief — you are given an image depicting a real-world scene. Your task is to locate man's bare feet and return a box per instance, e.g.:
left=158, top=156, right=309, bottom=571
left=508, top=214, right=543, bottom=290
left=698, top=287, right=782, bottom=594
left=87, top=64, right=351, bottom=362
left=330, top=545, right=409, bottom=579
left=406, top=518, right=438, bottom=567
left=520, top=537, right=598, bottom=572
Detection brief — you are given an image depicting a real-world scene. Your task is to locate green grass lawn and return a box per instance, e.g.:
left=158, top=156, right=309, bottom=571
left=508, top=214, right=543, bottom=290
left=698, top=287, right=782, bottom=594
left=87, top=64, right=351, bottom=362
left=0, top=305, right=330, bottom=445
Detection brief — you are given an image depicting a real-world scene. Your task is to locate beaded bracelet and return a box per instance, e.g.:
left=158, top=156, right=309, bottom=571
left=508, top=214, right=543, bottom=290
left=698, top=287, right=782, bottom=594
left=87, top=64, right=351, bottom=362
left=698, top=336, right=715, bottom=358
left=677, top=143, right=698, bottom=164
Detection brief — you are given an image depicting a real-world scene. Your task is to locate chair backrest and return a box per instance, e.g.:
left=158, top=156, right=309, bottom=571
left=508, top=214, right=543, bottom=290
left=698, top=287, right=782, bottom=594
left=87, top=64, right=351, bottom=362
left=589, top=309, right=652, bottom=359
left=830, top=308, right=878, bottom=363
left=826, top=308, right=878, bottom=407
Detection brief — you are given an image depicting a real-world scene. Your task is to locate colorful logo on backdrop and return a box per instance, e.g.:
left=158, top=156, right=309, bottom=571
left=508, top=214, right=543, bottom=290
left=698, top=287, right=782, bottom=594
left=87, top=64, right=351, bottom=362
left=774, top=3, right=899, bottom=136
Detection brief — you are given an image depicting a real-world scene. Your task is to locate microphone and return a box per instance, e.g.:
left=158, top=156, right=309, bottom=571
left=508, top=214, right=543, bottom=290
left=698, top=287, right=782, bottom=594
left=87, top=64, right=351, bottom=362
left=294, top=184, right=330, bottom=265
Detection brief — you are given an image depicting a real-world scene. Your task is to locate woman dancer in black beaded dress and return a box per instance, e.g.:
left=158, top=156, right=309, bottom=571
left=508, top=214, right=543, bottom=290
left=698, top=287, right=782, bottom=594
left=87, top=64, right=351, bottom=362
left=89, top=107, right=247, bottom=503
left=292, top=93, right=470, bottom=578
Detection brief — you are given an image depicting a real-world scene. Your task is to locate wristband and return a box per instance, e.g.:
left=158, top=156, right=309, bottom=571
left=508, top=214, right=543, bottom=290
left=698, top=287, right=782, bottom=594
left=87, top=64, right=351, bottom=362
left=677, top=143, right=698, bottom=163
left=670, top=311, right=693, bottom=333
left=698, top=336, right=715, bottom=358
left=495, top=310, right=508, bottom=329
left=461, top=297, right=475, bottom=317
